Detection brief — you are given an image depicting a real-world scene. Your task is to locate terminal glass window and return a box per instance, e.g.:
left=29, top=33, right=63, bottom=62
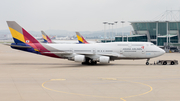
left=157, top=36, right=178, bottom=46
left=146, top=23, right=156, bottom=39
left=169, top=22, right=178, bottom=30
left=177, top=22, right=180, bottom=36
left=157, top=37, right=166, bottom=46
left=158, top=22, right=167, bottom=36
left=132, top=23, right=147, bottom=31
left=115, top=37, right=122, bottom=41
left=128, top=36, right=147, bottom=42
left=170, top=36, right=178, bottom=43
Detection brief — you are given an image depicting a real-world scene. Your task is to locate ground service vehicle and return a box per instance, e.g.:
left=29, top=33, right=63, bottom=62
left=156, top=60, right=178, bottom=65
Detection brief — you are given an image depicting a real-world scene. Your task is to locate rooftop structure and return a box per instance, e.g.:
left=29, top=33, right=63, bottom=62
left=130, top=21, right=180, bottom=46
left=113, top=10, right=180, bottom=50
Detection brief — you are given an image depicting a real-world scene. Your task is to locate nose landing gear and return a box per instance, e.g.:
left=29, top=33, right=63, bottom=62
left=146, top=58, right=150, bottom=65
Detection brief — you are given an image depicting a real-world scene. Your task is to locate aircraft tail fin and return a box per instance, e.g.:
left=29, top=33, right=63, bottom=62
left=6, top=21, right=39, bottom=44
left=76, top=32, right=89, bottom=44
left=41, top=31, right=52, bottom=43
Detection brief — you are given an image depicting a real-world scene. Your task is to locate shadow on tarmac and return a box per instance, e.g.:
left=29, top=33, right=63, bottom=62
left=1, top=62, right=146, bottom=68
left=1, top=63, right=146, bottom=68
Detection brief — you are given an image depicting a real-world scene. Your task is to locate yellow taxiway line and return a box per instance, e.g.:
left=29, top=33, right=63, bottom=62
left=42, top=78, right=153, bottom=101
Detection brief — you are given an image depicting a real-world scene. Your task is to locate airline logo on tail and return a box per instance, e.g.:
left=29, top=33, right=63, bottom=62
left=41, top=31, right=52, bottom=43
left=141, top=46, right=144, bottom=49
left=6, top=21, right=59, bottom=58
left=76, top=32, right=89, bottom=44
left=7, top=21, right=40, bottom=51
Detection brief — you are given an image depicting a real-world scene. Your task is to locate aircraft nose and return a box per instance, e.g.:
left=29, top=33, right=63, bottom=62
left=160, top=48, right=165, bottom=55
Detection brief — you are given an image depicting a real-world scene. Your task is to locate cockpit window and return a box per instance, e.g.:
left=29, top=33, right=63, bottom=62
left=151, top=44, right=154, bottom=46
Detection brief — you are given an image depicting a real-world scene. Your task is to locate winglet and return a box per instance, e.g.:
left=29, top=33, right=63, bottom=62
left=76, top=32, right=89, bottom=44
left=41, top=31, right=52, bottom=43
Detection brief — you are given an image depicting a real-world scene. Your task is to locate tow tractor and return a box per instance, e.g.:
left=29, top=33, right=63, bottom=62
left=156, top=60, right=178, bottom=65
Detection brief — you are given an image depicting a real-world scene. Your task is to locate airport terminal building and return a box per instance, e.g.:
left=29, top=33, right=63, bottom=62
left=115, top=21, right=180, bottom=48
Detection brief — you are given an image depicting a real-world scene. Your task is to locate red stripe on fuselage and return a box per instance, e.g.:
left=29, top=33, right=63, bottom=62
left=22, top=28, right=60, bottom=58
left=33, top=43, right=60, bottom=58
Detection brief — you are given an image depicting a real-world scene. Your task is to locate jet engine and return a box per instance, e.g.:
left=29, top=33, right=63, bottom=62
left=99, top=56, right=110, bottom=63
left=74, top=55, right=85, bottom=62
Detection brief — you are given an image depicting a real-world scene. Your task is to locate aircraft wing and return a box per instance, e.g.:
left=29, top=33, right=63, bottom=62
left=43, top=51, right=121, bottom=57
left=97, top=53, right=121, bottom=57
left=43, top=51, right=72, bottom=55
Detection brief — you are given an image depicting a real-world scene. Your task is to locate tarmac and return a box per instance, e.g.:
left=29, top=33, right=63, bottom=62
left=0, top=44, right=180, bottom=101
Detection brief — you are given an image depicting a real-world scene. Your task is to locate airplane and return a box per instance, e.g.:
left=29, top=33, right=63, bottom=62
left=75, top=32, right=97, bottom=44
left=76, top=32, right=89, bottom=44
left=41, top=31, right=91, bottom=44
left=41, top=31, right=52, bottom=43
left=34, top=36, right=43, bottom=40
left=6, top=21, right=165, bottom=65
left=41, top=31, right=79, bottom=44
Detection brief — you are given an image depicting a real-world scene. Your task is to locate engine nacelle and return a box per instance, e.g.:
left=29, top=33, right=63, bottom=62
left=74, top=55, right=85, bottom=62
left=99, top=56, right=110, bottom=63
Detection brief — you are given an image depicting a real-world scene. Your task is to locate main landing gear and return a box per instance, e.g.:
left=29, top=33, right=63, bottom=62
left=82, top=58, right=97, bottom=65
left=146, top=58, right=150, bottom=65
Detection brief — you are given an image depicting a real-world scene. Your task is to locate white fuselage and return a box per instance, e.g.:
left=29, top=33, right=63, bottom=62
left=45, top=42, right=165, bottom=60
left=52, top=40, right=96, bottom=44
left=53, top=40, right=79, bottom=44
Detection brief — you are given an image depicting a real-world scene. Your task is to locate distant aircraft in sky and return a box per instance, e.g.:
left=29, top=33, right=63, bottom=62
left=7, top=21, right=165, bottom=65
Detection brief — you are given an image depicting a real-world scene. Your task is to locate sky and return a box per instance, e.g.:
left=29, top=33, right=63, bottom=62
left=0, top=0, right=180, bottom=31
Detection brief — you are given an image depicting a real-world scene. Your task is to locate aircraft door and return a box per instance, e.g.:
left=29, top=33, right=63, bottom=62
left=120, top=50, right=123, bottom=54
left=93, top=48, right=96, bottom=54
left=128, top=43, right=131, bottom=48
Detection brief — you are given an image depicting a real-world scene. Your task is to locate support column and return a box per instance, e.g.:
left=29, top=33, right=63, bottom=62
left=166, top=21, right=169, bottom=46
left=156, top=21, right=158, bottom=45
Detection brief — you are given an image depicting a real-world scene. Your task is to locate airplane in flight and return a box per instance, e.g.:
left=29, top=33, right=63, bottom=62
left=6, top=21, right=165, bottom=65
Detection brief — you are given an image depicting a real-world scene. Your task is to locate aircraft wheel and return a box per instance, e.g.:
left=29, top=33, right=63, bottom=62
left=82, top=58, right=90, bottom=65
left=82, top=62, right=87, bottom=65
left=171, top=61, right=175, bottom=65
left=88, top=59, right=97, bottom=65
left=93, top=61, right=97, bottom=65
left=163, top=61, right=167, bottom=65
left=146, top=62, right=149, bottom=65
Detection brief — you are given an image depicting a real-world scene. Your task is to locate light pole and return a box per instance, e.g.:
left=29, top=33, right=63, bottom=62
left=166, top=21, right=168, bottom=49
left=121, top=21, right=125, bottom=42
left=108, top=23, right=111, bottom=41
left=114, top=21, right=118, bottom=36
left=103, top=22, right=107, bottom=43
left=111, top=23, right=114, bottom=42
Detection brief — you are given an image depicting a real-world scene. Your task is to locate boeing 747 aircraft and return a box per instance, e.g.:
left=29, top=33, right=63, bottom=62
left=41, top=31, right=95, bottom=44
left=41, top=31, right=79, bottom=44
left=41, top=31, right=52, bottom=43
left=7, top=21, right=165, bottom=65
